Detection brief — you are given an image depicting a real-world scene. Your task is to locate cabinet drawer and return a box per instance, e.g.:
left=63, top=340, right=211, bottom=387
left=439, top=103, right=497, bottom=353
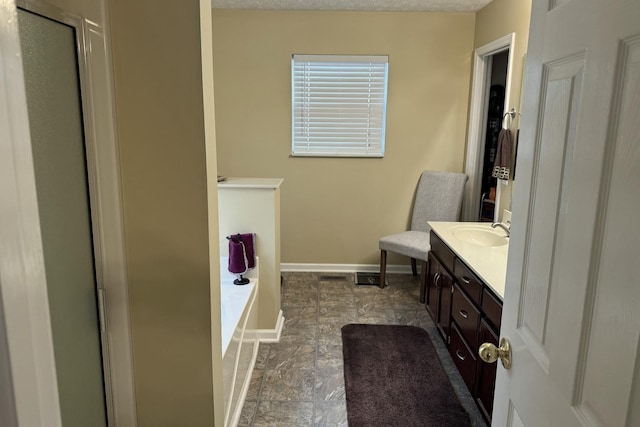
left=475, top=319, right=499, bottom=424
left=430, top=231, right=455, bottom=272
left=449, top=323, right=477, bottom=391
left=452, top=285, right=481, bottom=350
left=453, top=258, right=483, bottom=305
left=482, top=288, right=503, bottom=331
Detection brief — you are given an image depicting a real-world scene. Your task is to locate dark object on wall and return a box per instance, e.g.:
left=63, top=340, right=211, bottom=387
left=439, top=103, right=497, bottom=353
left=482, top=117, right=501, bottom=194
left=227, top=233, right=256, bottom=285
left=488, top=84, right=505, bottom=118
left=512, top=129, right=520, bottom=179
left=481, top=85, right=506, bottom=197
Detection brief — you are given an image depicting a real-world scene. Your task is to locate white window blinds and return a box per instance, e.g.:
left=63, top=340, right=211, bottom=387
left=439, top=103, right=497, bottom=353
left=291, top=54, right=389, bottom=157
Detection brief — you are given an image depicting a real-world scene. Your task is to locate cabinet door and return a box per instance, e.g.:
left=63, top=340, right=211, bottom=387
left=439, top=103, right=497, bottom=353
left=425, top=252, right=441, bottom=323
left=452, top=284, right=481, bottom=350
left=426, top=252, right=454, bottom=343
left=475, top=319, right=499, bottom=423
left=436, top=267, right=453, bottom=342
left=449, top=322, right=477, bottom=391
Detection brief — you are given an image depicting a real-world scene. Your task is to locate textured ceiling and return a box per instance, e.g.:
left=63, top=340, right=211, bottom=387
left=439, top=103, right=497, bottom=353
left=211, top=0, right=494, bottom=13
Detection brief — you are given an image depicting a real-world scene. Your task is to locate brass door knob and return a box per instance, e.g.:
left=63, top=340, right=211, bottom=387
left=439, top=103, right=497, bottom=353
left=478, top=337, right=511, bottom=369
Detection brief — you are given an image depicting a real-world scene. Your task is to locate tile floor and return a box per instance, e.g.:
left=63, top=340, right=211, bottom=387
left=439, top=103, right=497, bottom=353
left=238, top=272, right=486, bottom=426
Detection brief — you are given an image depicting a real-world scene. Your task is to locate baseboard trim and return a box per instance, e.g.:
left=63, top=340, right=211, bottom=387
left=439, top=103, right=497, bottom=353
left=280, top=263, right=413, bottom=274
left=256, top=309, right=284, bottom=343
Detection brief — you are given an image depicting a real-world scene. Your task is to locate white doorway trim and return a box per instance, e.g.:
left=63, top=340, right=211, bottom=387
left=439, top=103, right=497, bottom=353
left=463, top=33, right=515, bottom=222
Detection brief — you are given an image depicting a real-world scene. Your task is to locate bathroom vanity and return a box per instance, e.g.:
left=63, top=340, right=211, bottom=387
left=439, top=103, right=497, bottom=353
left=426, top=222, right=508, bottom=424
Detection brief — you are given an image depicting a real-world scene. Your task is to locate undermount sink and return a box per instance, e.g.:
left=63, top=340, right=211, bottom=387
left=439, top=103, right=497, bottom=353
left=451, top=225, right=508, bottom=247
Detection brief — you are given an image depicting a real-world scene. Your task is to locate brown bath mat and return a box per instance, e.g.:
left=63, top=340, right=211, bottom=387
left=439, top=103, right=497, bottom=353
left=341, top=324, right=471, bottom=426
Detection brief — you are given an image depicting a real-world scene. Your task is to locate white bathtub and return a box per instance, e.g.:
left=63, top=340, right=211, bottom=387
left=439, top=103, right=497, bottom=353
left=220, top=258, right=259, bottom=427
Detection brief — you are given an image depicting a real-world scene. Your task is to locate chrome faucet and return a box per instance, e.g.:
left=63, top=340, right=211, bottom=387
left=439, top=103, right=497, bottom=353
left=491, top=222, right=510, bottom=237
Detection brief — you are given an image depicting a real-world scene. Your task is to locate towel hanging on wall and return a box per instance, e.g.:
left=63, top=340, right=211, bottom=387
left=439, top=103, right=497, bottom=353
left=227, top=233, right=256, bottom=285
left=492, top=128, right=512, bottom=180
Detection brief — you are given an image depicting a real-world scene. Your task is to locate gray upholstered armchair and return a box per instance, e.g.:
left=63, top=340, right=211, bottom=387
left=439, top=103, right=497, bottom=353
left=378, top=170, right=467, bottom=299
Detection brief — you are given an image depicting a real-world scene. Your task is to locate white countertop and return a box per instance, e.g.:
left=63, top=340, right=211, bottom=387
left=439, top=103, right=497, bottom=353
left=218, top=177, right=283, bottom=189
left=220, top=258, right=257, bottom=357
left=428, top=221, right=508, bottom=299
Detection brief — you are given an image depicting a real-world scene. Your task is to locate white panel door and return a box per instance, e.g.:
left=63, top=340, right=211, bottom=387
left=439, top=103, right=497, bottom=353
left=491, top=0, right=640, bottom=425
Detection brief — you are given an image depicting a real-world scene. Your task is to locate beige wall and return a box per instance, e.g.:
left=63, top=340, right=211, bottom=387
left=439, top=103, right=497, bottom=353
left=475, top=0, right=532, bottom=121
left=109, top=1, right=214, bottom=425
left=474, top=0, right=532, bottom=215
left=212, top=10, right=476, bottom=266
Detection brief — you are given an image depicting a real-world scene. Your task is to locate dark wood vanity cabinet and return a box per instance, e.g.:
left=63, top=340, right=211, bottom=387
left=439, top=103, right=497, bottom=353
left=426, top=231, right=503, bottom=425
left=426, top=250, right=453, bottom=342
left=476, top=319, right=499, bottom=421
left=452, top=283, right=481, bottom=351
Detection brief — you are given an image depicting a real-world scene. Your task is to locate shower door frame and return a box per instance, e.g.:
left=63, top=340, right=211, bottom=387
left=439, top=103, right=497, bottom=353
left=1, top=0, right=135, bottom=425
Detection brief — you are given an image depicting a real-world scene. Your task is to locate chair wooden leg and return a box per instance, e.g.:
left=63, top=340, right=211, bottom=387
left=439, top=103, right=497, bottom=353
left=410, top=258, right=418, bottom=277
left=419, top=260, right=428, bottom=304
left=379, top=250, right=387, bottom=289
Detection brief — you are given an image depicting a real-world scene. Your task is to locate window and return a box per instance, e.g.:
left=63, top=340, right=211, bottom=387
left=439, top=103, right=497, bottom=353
left=291, top=54, right=389, bottom=157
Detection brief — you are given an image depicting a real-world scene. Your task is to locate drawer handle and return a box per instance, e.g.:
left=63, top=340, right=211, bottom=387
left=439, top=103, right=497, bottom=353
left=456, top=349, right=466, bottom=361
left=459, top=309, right=469, bottom=319
left=461, top=276, right=471, bottom=284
